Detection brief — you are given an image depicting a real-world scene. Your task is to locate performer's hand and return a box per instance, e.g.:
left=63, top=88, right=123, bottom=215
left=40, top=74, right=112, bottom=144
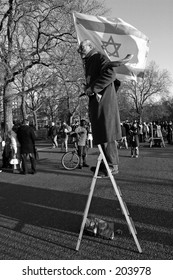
left=85, top=87, right=94, bottom=96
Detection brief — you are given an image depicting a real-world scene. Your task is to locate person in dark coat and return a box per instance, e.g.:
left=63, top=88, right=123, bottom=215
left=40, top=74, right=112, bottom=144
left=17, top=119, right=36, bottom=174
left=78, top=39, right=122, bottom=175
left=167, top=121, right=173, bottom=144
left=129, top=122, right=140, bottom=158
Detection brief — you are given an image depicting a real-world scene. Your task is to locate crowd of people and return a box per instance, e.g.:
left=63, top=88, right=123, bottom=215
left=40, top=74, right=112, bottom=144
left=0, top=117, right=173, bottom=174
left=47, top=119, right=92, bottom=169
left=0, top=118, right=93, bottom=173
left=118, top=120, right=173, bottom=158
left=0, top=119, right=37, bottom=174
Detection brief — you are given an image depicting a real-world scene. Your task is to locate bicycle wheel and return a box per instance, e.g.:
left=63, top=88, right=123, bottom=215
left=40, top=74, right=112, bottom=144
left=61, top=151, right=79, bottom=170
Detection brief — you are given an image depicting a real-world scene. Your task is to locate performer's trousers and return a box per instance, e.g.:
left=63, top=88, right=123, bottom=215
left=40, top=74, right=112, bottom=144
left=101, top=141, right=119, bottom=167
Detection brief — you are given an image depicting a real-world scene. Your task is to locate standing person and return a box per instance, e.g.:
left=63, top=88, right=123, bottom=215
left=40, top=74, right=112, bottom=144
left=48, top=122, right=58, bottom=148
left=138, top=121, right=143, bottom=143
left=124, top=120, right=130, bottom=145
left=59, top=122, right=72, bottom=152
left=87, top=122, right=93, bottom=148
left=77, top=39, right=122, bottom=176
left=1, top=131, right=12, bottom=169
left=9, top=125, right=21, bottom=173
left=120, top=122, right=128, bottom=149
left=17, top=119, right=37, bottom=174
left=167, top=121, right=173, bottom=144
left=143, top=122, right=149, bottom=142
left=70, top=120, right=79, bottom=148
left=75, top=119, right=89, bottom=169
left=152, top=121, right=157, bottom=138
left=156, top=121, right=165, bottom=147
left=129, top=122, right=140, bottom=158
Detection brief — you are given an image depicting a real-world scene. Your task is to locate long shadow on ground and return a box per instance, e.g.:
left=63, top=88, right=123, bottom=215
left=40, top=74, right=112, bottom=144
left=0, top=182, right=172, bottom=250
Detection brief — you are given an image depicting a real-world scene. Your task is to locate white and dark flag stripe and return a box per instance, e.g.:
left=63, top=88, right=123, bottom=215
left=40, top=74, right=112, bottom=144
left=73, top=12, right=149, bottom=80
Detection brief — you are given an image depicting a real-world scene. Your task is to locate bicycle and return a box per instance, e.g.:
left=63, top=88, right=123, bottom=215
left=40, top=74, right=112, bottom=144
left=61, top=147, right=80, bottom=170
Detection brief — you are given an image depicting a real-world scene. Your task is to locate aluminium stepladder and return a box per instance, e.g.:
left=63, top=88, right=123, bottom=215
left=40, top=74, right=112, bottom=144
left=76, top=144, right=142, bottom=253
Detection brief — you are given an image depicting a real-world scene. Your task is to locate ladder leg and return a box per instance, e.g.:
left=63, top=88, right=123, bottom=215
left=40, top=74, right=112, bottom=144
left=111, top=176, right=142, bottom=253
left=98, top=145, right=142, bottom=253
left=76, top=154, right=102, bottom=251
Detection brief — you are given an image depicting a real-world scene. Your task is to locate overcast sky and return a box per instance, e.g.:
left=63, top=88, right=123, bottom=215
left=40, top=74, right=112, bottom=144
left=101, top=0, right=173, bottom=93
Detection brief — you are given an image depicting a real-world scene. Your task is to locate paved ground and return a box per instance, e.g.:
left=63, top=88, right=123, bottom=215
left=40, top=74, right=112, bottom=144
left=0, top=140, right=173, bottom=260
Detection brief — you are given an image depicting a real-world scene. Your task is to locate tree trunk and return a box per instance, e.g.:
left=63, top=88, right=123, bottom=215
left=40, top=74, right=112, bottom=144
left=3, top=84, right=13, bottom=132
left=139, top=115, right=143, bottom=123
left=21, top=93, right=27, bottom=121
left=33, top=110, right=38, bottom=130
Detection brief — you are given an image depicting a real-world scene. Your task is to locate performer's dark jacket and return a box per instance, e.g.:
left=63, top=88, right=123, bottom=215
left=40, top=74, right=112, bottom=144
left=83, top=48, right=122, bottom=145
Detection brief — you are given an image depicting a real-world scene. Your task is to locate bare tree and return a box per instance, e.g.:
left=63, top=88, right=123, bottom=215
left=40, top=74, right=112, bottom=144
left=122, top=61, right=172, bottom=122
left=0, top=0, right=75, bottom=131
left=0, top=0, right=107, bottom=132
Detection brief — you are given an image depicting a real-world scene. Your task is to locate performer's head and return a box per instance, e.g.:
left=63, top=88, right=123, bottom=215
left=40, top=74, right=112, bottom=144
left=77, top=39, right=94, bottom=58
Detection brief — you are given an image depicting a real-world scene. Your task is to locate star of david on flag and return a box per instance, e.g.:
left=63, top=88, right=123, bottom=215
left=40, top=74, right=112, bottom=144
left=73, top=12, right=149, bottom=80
